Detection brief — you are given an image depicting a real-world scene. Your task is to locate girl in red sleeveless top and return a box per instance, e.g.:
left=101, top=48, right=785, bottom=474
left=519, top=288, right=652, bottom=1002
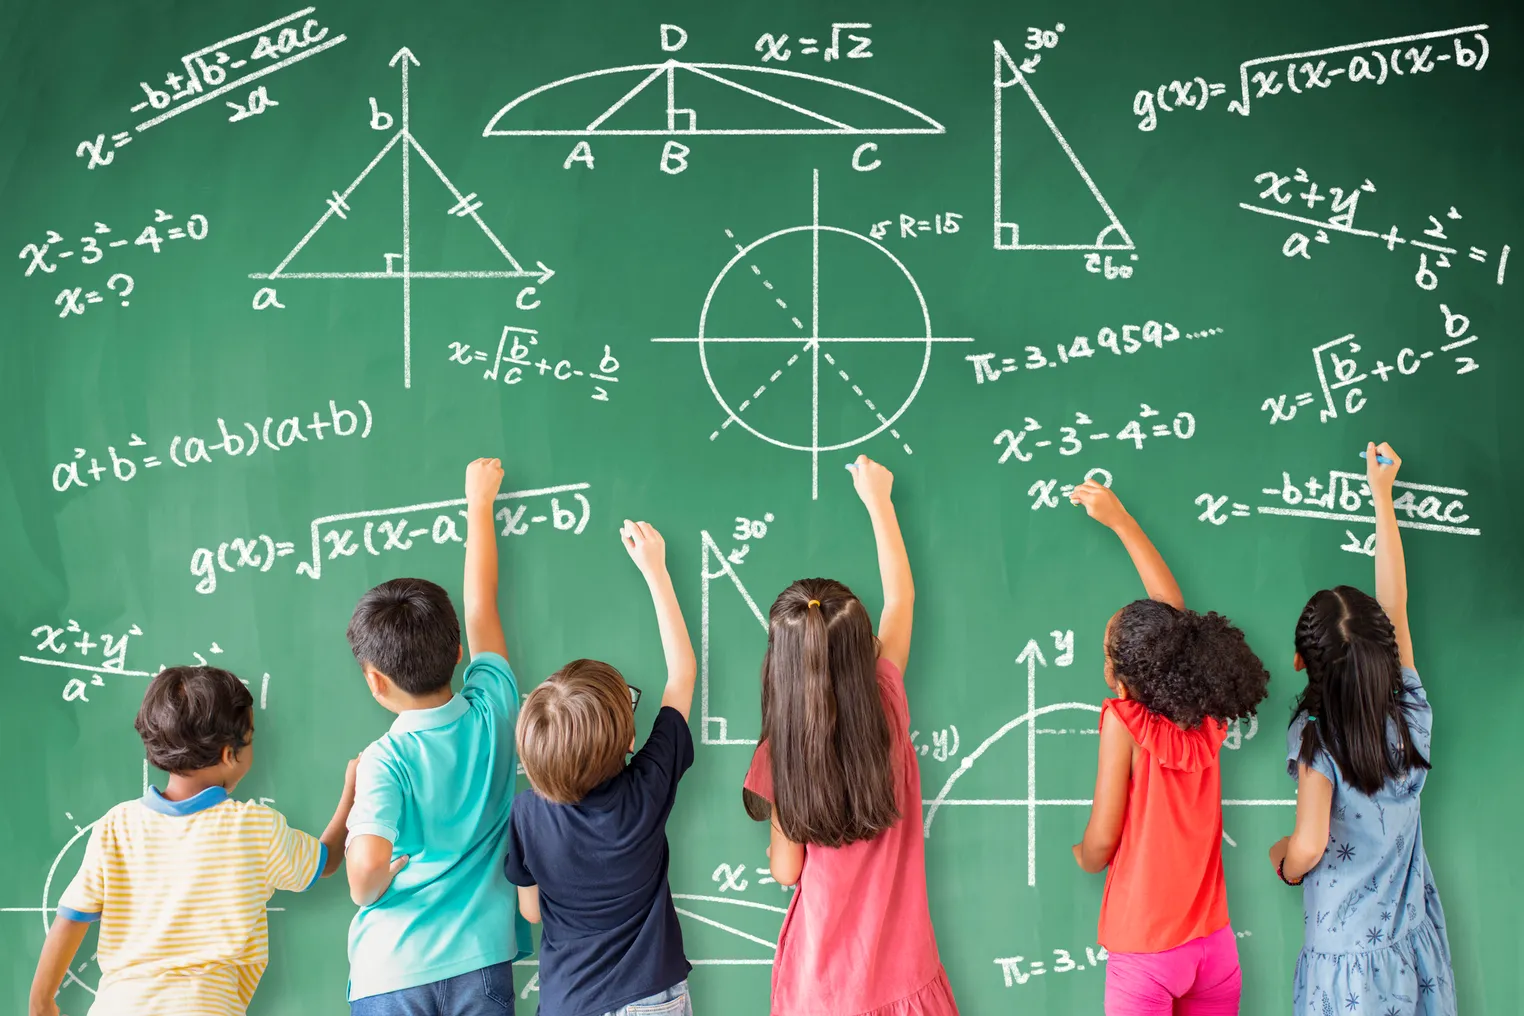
left=742, top=455, right=958, bottom=1016
left=1070, top=481, right=1271, bottom=1015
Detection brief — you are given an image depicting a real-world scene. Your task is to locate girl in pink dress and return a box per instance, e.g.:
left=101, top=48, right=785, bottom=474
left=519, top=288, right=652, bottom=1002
left=742, top=455, right=959, bottom=1016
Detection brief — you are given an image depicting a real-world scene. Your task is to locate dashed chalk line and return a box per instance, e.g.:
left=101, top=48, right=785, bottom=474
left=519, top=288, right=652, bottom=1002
left=820, top=351, right=913, bottom=455
left=708, top=229, right=811, bottom=441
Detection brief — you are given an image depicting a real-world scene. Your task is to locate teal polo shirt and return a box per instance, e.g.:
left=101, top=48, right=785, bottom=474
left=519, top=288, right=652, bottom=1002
left=346, top=652, right=532, bottom=1001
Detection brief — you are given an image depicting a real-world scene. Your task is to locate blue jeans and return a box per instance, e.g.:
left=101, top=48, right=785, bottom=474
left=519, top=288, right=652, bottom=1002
left=351, top=962, right=516, bottom=1015
left=602, top=980, right=692, bottom=1016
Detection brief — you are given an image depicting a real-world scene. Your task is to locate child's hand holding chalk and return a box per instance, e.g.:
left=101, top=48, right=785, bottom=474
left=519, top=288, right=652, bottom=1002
left=1363, top=441, right=1401, bottom=498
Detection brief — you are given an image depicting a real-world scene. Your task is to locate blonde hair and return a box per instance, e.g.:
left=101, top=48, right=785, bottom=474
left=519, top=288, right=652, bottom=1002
left=517, top=659, right=634, bottom=804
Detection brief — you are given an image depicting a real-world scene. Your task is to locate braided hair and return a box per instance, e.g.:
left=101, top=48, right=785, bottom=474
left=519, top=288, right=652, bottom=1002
left=1107, top=599, right=1270, bottom=729
left=1291, top=586, right=1429, bottom=796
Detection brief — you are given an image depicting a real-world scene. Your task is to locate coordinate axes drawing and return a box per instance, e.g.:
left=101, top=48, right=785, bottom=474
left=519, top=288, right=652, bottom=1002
left=993, top=40, right=1135, bottom=256
left=249, top=48, right=553, bottom=388
left=482, top=54, right=945, bottom=136
left=653, top=170, right=972, bottom=499
left=922, top=640, right=1294, bottom=886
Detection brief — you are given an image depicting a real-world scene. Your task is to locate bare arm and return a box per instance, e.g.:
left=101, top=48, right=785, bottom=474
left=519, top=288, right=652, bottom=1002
left=1269, top=765, right=1334, bottom=882
left=1366, top=442, right=1414, bottom=669
left=849, top=456, right=914, bottom=672
left=346, top=835, right=410, bottom=907
left=517, top=884, right=541, bottom=924
left=766, top=814, right=805, bottom=887
left=318, top=757, right=360, bottom=877
left=1072, top=482, right=1184, bottom=609
left=1073, top=713, right=1133, bottom=873
left=621, top=521, right=697, bottom=719
left=29, top=917, right=89, bottom=1016
left=464, top=458, right=509, bottom=661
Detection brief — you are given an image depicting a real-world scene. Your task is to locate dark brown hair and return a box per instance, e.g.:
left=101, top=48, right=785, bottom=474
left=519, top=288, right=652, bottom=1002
left=517, top=659, right=635, bottom=804
left=135, top=666, right=254, bottom=773
left=1291, top=586, right=1429, bottom=796
left=347, top=578, right=461, bottom=695
left=743, top=578, right=898, bottom=847
left=1107, top=599, right=1270, bottom=728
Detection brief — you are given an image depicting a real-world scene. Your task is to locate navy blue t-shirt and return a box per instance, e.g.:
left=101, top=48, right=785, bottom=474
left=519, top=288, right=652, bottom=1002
left=505, top=705, right=695, bottom=1016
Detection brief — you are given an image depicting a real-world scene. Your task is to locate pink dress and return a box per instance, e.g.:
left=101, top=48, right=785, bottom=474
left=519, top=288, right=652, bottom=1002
left=744, top=658, right=959, bottom=1016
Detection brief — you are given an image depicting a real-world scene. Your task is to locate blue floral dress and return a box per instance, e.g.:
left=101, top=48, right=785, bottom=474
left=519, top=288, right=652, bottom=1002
left=1285, top=667, right=1455, bottom=1016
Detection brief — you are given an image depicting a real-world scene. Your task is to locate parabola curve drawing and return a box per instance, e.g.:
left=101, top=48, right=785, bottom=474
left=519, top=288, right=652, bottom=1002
left=483, top=59, right=945, bottom=136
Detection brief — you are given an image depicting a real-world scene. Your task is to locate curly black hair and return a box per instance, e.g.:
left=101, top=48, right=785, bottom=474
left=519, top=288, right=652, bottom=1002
left=1107, top=599, right=1270, bottom=728
left=135, top=666, right=254, bottom=773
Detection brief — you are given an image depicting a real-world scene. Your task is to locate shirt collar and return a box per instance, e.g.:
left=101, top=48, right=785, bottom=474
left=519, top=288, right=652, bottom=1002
left=141, top=785, right=230, bottom=816
left=389, top=693, right=469, bottom=733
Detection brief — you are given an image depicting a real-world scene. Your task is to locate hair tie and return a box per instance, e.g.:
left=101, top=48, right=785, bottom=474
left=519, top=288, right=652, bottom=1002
left=807, top=599, right=820, bottom=609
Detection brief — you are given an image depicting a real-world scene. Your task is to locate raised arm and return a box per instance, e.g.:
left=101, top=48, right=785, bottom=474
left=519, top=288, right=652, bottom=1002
left=1072, top=481, right=1184, bottom=609
left=1366, top=441, right=1414, bottom=669
left=463, top=458, right=508, bottom=661
left=849, top=456, right=914, bottom=673
left=621, top=521, right=697, bottom=719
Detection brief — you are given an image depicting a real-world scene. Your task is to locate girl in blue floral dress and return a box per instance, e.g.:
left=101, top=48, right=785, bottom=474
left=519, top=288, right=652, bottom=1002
left=1269, top=442, right=1456, bottom=1016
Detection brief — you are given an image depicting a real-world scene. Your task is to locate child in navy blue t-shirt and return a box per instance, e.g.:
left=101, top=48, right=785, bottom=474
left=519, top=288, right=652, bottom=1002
left=505, top=520, right=698, bottom=1016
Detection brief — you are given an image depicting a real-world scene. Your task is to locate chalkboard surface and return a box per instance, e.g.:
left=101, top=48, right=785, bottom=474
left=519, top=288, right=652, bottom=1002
left=3, top=1, right=1521, bottom=1013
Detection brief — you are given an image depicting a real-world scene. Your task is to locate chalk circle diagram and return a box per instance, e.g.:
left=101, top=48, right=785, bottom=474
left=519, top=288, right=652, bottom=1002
left=481, top=54, right=945, bottom=137
left=654, top=171, right=972, bottom=499
left=993, top=40, right=1135, bottom=255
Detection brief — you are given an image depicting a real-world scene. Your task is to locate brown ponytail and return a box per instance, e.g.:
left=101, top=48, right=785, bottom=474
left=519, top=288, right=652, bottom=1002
left=744, top=579, right=899, bottom=846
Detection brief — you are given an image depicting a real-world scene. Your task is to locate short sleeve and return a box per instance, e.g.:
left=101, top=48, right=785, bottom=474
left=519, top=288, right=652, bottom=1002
left=347, top=748, right=403, bottom=847
left=503, top=800, right=535, bottom=887
left=1398, top=666, right=1433, bottom=762
left=876, top=657, right=909, bottom=724
left=1286, top=711, right=1338, bottom=785
left=57, top=822, right=107, bottom=922
left=264, top=808, right=325, bottom=893
left=463, top=652, right=520, bottom=720
left=627, top=706, right=695, bottom=806
left=743, top=740, right=773, bottom=803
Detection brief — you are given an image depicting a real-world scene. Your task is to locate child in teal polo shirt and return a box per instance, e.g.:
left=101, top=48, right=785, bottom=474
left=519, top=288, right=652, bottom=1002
left=343, top=457, right=531, bottom=1014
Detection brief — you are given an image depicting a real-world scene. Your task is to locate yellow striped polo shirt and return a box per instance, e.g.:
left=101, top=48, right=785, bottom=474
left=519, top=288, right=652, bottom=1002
left=58, top=786, right=325, bottom=1016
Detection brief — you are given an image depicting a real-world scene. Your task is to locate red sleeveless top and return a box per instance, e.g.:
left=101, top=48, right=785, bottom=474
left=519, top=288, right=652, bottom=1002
left=1096, top=698, right=1231, bottom=954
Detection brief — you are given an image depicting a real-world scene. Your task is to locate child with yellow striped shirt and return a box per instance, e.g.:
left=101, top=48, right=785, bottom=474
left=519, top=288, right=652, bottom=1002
left=27, top=666, right=355, bottom=1016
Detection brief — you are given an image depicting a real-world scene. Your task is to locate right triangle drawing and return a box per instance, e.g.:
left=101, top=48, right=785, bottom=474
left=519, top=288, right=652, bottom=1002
left=993, top=41, right=1135, bottom=252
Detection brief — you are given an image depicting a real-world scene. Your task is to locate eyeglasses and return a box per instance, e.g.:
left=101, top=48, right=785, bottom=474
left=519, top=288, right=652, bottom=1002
left=628, top=685, right=642, bottom=710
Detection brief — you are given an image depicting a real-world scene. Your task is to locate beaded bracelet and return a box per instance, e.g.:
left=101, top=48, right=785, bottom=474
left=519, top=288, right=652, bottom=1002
left=1278, top=857, right=1304, bottom=886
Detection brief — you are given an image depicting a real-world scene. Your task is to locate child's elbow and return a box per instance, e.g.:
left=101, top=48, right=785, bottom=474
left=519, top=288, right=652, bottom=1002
left=347, top=868, right=383, bottom=908
left=1290, top=833, right=1327, bottom=871
left=1080, top=837, right=1119, bottom=874
left=770, top=857, right=803, bottom=886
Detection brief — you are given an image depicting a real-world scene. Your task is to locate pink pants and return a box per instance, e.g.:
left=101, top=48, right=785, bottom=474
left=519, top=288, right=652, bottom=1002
left=1105, top=925, right=1242, bottom=1016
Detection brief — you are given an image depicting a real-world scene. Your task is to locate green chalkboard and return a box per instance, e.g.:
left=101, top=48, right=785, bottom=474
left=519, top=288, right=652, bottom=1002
left=4, top=1, right=1522, bottom=1013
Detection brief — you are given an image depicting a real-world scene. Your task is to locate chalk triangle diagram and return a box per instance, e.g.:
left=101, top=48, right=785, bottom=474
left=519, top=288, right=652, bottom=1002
left=993, top=41, right=1134, bottom=252
left=699, top=530, right=767, bottom=746
left=484, top=59, right=945, bottom=136
left=590, top=63, right=864, bottom=133
left=263, top=130, right=528, bottom=278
